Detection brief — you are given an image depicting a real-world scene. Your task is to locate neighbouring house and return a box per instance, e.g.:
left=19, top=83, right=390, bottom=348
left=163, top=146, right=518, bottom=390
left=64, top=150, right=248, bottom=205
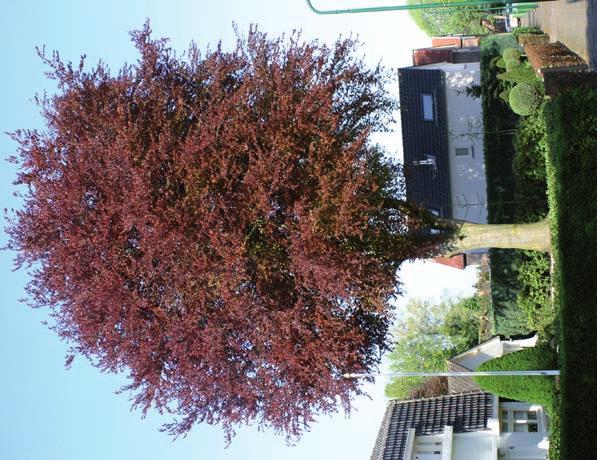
left=412, top=36, right=481, bottom=67
left=370, top=335, right=550, bottom=460
left=431, top=252, right=488, bottom=270
left=399, top=55, right=487, bottom=225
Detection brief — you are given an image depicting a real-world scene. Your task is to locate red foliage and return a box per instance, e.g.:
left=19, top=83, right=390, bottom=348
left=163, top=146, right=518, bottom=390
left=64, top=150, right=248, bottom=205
left=7, top=24, right=444, bottom=440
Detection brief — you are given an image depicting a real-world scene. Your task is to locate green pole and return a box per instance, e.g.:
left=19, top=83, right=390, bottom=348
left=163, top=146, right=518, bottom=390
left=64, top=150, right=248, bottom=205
left=305, top=0, right=544, bottom=15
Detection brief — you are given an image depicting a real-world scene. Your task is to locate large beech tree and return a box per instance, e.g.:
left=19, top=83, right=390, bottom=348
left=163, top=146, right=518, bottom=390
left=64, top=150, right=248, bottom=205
left=6, top=24, right=549, bottom=440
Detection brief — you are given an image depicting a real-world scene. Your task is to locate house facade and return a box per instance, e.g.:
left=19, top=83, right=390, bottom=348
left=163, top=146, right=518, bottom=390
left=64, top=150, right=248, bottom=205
left=399, top=61, right=487, bottom=225
left=370, top=392, right=550, bottom=460
left=371, top=336, right=550, bottom=460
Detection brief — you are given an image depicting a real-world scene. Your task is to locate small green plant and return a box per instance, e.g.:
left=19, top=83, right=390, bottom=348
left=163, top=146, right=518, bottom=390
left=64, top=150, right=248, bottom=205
left=517, top=252, right=554, bottom=333
left=499, top=89, right=511, bottom=103
left=497, top=66, right=537, bottom=85
left=518, top=33, right=550, bottom=46
left=509, top=83, right=543, bottom=116
left=503, top=47, right=522, bottom=63
left=512, top=26, right=543, bottom=37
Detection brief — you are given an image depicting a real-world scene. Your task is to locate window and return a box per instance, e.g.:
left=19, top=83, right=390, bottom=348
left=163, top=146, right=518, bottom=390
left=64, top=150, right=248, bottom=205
left=455, top=147, right=470, bottom=156
left=421, top=94, right=434, bottom=121
left=413, top=438, right=442, bottom=459
left=500, top=405, right=540, bottom=432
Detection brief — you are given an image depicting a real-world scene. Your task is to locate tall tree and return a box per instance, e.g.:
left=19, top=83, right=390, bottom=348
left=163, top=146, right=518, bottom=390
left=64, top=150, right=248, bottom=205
left=384, top=296, right=483, bottom=399
left=6, top=24, right=547, bottom=440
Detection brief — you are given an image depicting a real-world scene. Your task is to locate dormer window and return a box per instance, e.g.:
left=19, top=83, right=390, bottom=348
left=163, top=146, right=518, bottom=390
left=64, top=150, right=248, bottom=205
left=421, top=94, right=434, bottom=121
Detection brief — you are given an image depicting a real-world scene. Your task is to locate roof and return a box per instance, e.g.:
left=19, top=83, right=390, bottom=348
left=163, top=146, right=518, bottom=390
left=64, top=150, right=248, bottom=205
left=398, top=67, right=451, bottom=219
left=370, top=392, right=494, bottom=460
left=447, top=360, right=482, bottom=394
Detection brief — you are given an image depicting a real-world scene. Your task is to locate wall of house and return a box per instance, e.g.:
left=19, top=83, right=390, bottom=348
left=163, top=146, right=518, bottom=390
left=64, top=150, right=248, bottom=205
left=497, top=433, right=548, bottom=459
left=452, top=432, right=495, bottom=460
left=443, top=62, right=487, bottom=224
left=417, top=62, right=487, bottom=224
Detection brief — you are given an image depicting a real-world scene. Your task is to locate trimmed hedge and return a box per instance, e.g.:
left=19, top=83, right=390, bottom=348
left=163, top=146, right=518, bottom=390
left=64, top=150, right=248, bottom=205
left=509, top=83, right=543, bottom=116
left=474, top=345, right=558, bottom=411
left=544, top=88, right=597, bottom=460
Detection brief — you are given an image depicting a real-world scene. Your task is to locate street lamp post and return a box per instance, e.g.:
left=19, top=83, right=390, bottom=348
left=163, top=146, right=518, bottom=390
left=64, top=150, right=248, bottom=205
left=343, top=370, right=560, bottom=378
left=305, top=0, right=544, bottom=15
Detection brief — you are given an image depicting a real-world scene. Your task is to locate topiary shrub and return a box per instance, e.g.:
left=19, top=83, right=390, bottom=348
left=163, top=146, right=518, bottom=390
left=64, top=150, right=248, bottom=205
left=474, top=345, right=558, bottom=413
left=497, top=66, right=537, bottom=85
left=503, top=47, right=522, bottom=63
left=505, top=58, right=521, bottom=71
left=499, top=89, right=511, bottom=103
left=509, top=83, right=543, bottom=116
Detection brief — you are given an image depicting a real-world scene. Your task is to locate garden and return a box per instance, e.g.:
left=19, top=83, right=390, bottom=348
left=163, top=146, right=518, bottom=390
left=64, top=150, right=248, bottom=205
left=476, top=29, right=597, bottom=460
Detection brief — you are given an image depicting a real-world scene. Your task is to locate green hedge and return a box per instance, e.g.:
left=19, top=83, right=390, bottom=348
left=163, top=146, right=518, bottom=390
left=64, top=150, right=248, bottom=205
left=474, top=345, right=558, bottom=412
left=544, top=88, right=597, bottom=460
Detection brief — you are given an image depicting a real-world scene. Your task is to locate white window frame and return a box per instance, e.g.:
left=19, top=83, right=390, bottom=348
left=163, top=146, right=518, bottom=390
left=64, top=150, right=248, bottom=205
left=421, top=93, right=434, bottom=121
left=499, top=402, right=547, bottom=433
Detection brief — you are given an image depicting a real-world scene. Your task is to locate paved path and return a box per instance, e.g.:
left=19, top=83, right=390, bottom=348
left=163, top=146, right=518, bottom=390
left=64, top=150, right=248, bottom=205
left=525, top=0, right=597, bottom=69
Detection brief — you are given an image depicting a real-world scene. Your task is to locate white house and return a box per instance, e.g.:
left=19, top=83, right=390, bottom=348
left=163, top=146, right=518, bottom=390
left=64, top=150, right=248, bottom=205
left=399, top=61, right=487, bottom=224
left=370, top=336, right=550, bottom=460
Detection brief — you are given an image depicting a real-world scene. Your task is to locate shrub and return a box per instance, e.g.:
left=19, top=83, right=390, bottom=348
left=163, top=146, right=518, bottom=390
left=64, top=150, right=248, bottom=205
left=497, top=66, right=538, bottom=85
left=503, top=47, right=522, bottom=63
left=509, top=83, right=543, bottom=116
left=518, top=33, right=550, bottom=46
left=512, top=26, right=543, bottom=37
left=517, top=252, right=554, bottom=334
left=474, top=345, right=559, bottom=413
left=408, top=1, right=488, bottom=36
left=499, top=88, right=511, bottom=103
left=409, top=377, right=449, bottom=398
left=505, top=59, right=521, bottom=71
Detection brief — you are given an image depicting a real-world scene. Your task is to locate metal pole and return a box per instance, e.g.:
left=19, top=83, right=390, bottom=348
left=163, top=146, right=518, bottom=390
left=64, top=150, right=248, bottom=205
left=343, top=370, right=560, bottom=378
left=305, top=0, right=543, bottom=15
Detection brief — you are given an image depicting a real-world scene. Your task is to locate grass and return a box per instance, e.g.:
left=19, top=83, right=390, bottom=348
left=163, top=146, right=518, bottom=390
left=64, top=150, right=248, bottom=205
left=544, top=87, right=597, bottom=460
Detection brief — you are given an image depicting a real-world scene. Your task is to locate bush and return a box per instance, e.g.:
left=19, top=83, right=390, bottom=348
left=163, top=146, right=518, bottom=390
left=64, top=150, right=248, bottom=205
left=517, top=252, right=554, bottom=334
left=408, top=1, right=488, bottom=36
left=518, top=33, right=550, bottom=46
left=409, top=377, right=449, bottom=399
left=544, top=88, right=597, bottom=460
left=509, top=83, right=543, bottom=116
left=503, top=47, right=522, bottom=63
left=513, top=26, right=543, bottom=37
left=512, top=111, right=548, bottom=220
left=474, top=345, right=559, bottom=413
left=505, top=59, right=521, bottom=71
left=497, top=66, right=538, bottom=85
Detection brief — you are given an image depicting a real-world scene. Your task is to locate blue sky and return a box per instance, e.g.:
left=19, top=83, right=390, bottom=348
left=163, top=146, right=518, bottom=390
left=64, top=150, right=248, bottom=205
left=0, top=2, right=478, bottom=459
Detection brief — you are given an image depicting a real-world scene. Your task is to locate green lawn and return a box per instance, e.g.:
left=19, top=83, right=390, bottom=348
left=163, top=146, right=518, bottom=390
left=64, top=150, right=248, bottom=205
left=544, top=87, right=597, bottom=460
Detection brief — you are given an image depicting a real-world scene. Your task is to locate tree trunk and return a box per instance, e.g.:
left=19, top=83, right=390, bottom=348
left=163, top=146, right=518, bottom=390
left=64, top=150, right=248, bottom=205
left=448, top=217, right=551, bottom=254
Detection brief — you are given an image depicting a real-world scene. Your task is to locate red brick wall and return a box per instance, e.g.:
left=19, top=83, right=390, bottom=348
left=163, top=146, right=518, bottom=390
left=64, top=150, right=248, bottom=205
left=413, top=48, right=454, bottom=66
left=431, top=36, right=462, bottom=47
left=432, top=254, right=466, bottom=270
